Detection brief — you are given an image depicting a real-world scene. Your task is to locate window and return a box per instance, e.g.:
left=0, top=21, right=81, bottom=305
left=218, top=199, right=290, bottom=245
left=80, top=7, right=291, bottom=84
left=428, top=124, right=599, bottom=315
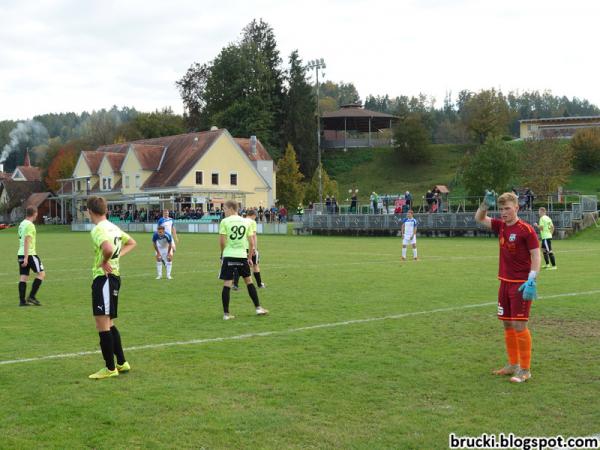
left=107, top=178, right=112, bottom=190
left=230, top=173, right=238, bottom=186
left=77, top=180, right=81, bottom=191
left=212, top=173, right=219, bottom=185
left=102, top=178, right=107, bottom=190
left=125, top=176, right=130, bottom=188
left=135, top=174, right=141, bottom=188
left=195, top=171, right=203, bottom=185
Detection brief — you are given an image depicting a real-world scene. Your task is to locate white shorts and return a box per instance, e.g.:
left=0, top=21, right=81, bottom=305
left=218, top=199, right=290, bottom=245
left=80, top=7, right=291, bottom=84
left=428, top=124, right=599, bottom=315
left=157, top=247, right=171, bottom=262
left=402, top=236, right=416, bottom=245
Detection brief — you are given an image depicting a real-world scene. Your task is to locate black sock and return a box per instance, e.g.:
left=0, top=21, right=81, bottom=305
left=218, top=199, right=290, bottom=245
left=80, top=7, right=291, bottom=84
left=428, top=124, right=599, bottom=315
left=29, top=278, right=42, bottom=299
left=543, top=252, right=549, bottom=265
left=222, top=286, right=231, bottom=313
left=18, top=282, right=26, bottom=302
left=247, top=284, right=260, bottom=308
left=550, top=253, right=556, bottom=266
left=110, top=326, right=126, bottom=365
left=253, top=271, right=262, bottom=286
left=99, top=331, right=115, bottom=370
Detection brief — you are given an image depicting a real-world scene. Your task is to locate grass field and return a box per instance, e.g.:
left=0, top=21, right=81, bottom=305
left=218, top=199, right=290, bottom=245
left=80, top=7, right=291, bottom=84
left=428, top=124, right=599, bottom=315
left=2, top=226, right=600, bottom=449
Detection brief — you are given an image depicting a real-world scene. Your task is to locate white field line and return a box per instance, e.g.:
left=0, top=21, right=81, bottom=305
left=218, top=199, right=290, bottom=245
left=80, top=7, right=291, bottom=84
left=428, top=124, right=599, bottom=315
left=2, top=289, right=600, bottom=367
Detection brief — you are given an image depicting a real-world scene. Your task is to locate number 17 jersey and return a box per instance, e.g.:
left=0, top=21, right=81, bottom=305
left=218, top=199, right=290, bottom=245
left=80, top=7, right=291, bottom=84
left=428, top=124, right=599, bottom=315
left=90, top=219, right=132, bottom=279
left=219, top=214, right=250, bottom=258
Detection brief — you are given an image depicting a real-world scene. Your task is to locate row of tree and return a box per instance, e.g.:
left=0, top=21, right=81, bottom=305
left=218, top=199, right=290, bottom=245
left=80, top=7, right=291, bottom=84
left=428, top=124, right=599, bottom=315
left=366, top=89, right=600, bottom=145
left=461, top=128, right=600, bottom=197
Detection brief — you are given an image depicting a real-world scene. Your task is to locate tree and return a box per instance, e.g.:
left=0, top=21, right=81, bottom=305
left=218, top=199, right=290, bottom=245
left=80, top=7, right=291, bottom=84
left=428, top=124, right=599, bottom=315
left=462, top=137, right=519, bottom=196
left=570, top=128, right=600, bottom=172
left=282, top=50, right=317, bottom=176
left=303, top=163, right=338, bottom=203
left=276, top=144, right=304, bottom=208
left=459, top=89, right=512, bottom=143
left=45, top=143, right=79, bottom=191
left=393, top=113, right=431, bottom=163
left=116, top=108, right=185, bottom=140
left=175, top=62, right=211, bottom=130
left=519, top=139, right=573, bottom=194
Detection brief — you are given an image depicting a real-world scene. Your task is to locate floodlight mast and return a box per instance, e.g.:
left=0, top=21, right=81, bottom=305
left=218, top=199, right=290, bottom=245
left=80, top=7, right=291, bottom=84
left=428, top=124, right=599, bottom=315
left=307, top=58, right=326, bottom=206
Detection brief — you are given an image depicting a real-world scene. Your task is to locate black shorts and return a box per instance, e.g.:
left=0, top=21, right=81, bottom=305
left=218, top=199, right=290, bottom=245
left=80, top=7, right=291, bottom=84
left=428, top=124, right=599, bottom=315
left=17, top=255, right=44, bottom=276
left=541, top=239, right=553, bottom=252
left=91, top=275, right=121, bottom=318
left=251, top=250, right=260, bottom=265
left=220, top=257, right=251, bottom=280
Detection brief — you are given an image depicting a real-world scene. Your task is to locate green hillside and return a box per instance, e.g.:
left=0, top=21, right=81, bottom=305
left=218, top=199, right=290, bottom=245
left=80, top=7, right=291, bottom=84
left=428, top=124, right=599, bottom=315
left=322, top=145, right=473, bottom=202
left=322, top=143, right=600, bottom=203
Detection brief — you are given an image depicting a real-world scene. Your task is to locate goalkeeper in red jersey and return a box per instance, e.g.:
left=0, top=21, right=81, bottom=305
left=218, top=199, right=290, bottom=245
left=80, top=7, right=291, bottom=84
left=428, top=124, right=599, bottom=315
left=476, top=191, right=541, bottom=383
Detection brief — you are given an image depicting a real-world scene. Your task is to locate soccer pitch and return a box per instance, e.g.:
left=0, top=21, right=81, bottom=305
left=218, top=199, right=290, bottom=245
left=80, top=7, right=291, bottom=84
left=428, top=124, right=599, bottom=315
left=1, top=227, right=599, bottom=449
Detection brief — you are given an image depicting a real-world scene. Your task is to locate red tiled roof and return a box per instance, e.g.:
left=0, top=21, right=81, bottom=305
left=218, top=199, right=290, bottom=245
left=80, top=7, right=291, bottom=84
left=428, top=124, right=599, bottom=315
left=25, top=192, right=51, bottom=208
left=234, top=138, right=272, bottom=161
left=138, top=131, right=223, bottom=189
left=133, top=144, right=165, bottom=170
left=82, top=151, right=104, bottom=174
left=1, top=180, right=44, bottom=204
left=104, top=153, right=126, bottom=172
left=14, top=166, right=42, bottom=182
left=88, top=130, right=271, bottom=189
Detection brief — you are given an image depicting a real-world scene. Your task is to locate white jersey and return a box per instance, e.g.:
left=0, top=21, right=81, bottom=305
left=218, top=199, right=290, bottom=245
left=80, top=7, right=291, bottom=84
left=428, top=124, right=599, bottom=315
left=157, top=217, right=174, bottom=235
left=402, top=218, right=417, bottom=239
left=153, top=231, right=173, bottom=251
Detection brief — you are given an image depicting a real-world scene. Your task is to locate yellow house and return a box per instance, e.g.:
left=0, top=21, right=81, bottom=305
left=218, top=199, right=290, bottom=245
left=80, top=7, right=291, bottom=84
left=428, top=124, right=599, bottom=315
left=60, top=129, right=276, bottom=220
left=520, top=115, right=600, bottom=139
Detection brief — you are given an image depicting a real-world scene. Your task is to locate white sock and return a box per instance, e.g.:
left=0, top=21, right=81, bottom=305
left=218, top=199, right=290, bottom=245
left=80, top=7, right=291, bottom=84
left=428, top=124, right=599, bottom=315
left=413, top=248, right=418, bottom=258
left=166, top=262, right=172, bottom=277
left=156, top=262, right=163, bottom=277
left=402, top=248, right=407, bottom=258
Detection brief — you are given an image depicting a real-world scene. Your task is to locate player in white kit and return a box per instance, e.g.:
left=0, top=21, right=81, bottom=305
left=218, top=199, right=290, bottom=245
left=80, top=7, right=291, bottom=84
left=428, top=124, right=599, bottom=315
left=401, top=210, right=418, bottom=261
left=152, top=225, right=173, bottom=279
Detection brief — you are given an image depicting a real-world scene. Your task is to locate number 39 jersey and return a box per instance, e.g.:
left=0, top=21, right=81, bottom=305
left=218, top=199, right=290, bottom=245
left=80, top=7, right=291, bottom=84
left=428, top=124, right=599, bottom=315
left=90, top=219, right=132, bottom=279
left=219, top=214, right=251, bottom=258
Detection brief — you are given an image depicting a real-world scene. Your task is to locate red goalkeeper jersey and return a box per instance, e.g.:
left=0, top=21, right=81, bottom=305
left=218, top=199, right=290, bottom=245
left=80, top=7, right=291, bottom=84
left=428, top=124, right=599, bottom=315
left=491, top=218, right=539, bottom=283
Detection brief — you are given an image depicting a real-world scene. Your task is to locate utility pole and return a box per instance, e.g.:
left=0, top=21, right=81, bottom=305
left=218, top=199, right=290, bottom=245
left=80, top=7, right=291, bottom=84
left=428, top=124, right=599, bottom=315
left=307, top=58, right=326, bottom=206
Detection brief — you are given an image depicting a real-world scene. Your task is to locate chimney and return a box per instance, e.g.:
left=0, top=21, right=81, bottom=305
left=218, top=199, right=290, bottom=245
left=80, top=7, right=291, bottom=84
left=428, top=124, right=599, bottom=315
left=250, top=135, right=257, bottom=155
left=24, top=148, right=31, bottom=167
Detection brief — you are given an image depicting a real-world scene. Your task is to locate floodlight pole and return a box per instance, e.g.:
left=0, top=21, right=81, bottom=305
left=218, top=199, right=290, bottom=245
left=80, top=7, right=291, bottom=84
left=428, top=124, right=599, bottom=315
left=308, top=58, right=326, bottom=206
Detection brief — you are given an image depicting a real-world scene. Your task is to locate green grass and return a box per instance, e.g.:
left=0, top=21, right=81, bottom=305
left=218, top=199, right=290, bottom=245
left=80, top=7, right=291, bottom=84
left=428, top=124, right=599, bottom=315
left=2, top=227, right=600, bottom=448
left=323, top=145, right=473, bottom=202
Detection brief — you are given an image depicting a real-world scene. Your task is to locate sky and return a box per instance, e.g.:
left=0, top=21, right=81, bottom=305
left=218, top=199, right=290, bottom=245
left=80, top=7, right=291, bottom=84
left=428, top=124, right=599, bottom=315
left=1, top=0, right=599, bottom=121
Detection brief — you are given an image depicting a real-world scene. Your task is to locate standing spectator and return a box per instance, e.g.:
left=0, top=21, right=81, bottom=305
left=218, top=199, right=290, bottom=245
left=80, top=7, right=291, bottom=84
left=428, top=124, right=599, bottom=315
left=258, top=206, right=264, bottom=222
left=279, top=205, right=288, bottom=223
left=526, top=188, right=535, bottom=210
left=350, top=190, right=358, bottom=213
left=371, top=192, right=379, bottom=214
left=425, top=190, right=434, bottom=212
left=325, top=196, right=331, bottom=214
left=405, top=191, right=412, bottom=209
left=383, top=195, right=389, bottom=214
left=331, top=197, right=338, bottom=214
left=296, top=204, right=304, bottom=217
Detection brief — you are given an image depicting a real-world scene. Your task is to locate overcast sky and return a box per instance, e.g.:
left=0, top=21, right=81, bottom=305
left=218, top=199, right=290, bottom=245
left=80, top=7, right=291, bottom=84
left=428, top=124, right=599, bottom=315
left=1, top=0, right=598, bottom=121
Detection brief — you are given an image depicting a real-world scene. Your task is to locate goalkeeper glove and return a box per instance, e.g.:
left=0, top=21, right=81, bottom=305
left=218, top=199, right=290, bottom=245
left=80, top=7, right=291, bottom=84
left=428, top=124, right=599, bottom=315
left=483, top=190, right=496, bottom=209
left=518, top=271, right=538, bottom=301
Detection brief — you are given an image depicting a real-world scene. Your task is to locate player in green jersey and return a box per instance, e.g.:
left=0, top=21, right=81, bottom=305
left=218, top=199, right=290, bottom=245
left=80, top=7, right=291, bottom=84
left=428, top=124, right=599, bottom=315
left=17, top=206, right=45, bottom=306
left=534, top=207, right=556, bottom=270
left=218, top=200, right=268, bottom=320
left=87, top=196, right=137, bottom=379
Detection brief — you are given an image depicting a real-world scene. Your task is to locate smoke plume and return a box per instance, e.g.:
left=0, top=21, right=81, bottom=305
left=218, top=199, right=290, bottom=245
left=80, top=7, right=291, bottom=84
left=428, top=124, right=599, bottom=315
left=0, top=120, right=49, bottom=164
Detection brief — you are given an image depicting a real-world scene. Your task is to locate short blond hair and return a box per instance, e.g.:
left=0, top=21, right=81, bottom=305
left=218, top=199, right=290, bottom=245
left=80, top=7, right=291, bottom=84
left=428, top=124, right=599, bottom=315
left=224, top=200, right=238, bottom=211
left=497, top=192, right=518, bottom=207
left=539, top=207, right=546, bottom=213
